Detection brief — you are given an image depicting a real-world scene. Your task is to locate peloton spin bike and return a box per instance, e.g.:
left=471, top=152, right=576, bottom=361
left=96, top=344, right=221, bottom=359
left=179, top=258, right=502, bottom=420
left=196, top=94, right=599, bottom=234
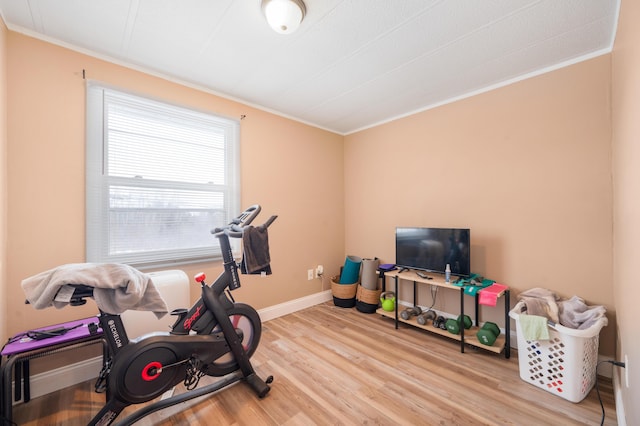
left=59, top=205, right=276, bottom=425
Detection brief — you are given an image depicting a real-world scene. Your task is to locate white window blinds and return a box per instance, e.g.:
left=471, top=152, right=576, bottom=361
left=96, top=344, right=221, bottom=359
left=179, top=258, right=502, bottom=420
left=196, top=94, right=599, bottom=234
left=86, top=83, right=240, bottom=267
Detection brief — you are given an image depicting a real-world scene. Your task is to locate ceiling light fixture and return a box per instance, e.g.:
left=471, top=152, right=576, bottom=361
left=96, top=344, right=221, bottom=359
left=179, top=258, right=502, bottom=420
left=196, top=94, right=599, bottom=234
left=261, top=0, right=306, bottom=35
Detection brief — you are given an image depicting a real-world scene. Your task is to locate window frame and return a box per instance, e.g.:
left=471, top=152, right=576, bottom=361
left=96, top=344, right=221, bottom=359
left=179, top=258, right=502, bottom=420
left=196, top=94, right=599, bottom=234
left=85, top=81, right=240, bottom=269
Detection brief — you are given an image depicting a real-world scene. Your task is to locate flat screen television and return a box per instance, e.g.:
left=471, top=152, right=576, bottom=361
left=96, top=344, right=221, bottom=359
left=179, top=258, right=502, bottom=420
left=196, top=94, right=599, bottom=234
left=396, top=227, right=470, bottom=277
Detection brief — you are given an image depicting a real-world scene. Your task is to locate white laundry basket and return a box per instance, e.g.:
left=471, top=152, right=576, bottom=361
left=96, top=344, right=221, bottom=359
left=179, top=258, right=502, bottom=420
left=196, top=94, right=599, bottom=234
left=509, top=301, right=607, bottom=403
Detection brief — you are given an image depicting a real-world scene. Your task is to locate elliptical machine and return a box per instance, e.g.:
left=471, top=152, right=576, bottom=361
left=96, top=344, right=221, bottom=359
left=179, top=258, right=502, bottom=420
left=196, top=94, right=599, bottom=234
left=57, top=205, right=276, bottom=425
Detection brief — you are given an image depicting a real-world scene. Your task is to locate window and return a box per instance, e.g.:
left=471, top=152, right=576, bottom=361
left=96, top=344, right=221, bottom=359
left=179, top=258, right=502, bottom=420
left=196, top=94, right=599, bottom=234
left=86, top=83, right=240, bottom=268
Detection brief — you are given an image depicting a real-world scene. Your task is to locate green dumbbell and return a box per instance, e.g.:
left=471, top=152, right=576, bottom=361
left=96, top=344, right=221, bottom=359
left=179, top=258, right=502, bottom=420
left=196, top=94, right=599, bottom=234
left=458, top=314, right=473, bottom=330
left=476, top=322, right=500, bottom=346
left=445, top=314, right=472, bottom=335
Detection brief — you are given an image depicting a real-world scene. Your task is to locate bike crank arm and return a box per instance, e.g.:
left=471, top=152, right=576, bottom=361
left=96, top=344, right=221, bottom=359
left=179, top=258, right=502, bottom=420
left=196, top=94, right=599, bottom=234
left=141, top=358, right=190, bottom=379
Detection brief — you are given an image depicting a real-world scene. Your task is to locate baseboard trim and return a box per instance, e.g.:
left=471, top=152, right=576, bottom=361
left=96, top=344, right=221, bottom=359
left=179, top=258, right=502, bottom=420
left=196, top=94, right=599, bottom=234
left=17, top=289, right=334, bottom=401
left=612, top=364, right=627, bottom=426
left=258, top=289, right=332, bottom=322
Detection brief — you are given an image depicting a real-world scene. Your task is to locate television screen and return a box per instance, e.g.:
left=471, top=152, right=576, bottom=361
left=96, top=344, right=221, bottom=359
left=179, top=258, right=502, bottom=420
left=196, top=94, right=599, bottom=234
left=396, top=227, right=470, bottom=277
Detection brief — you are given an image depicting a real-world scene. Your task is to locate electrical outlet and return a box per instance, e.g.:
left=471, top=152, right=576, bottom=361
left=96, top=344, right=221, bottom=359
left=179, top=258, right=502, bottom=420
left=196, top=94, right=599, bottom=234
left=307, top=269, right=314, bottom=280
left=625, top=354, right=629, bottom=388
left=315, top=265, right=324, bottom=278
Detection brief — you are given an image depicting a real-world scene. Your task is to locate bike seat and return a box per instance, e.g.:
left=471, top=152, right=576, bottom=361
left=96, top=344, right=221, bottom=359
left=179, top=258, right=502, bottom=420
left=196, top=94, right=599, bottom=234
left=66, top=284, right=94, bottom=306
left=24, top=283, right=94, bottom=306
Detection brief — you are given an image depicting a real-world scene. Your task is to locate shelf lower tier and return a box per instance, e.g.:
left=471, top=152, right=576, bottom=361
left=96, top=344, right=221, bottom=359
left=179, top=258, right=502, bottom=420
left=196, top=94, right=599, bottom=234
left=376, top=308, right=506, bottom=355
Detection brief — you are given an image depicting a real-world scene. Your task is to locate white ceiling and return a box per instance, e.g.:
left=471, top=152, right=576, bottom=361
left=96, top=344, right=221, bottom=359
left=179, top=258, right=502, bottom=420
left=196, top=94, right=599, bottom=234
left=0, top=0, right=620, bottom=135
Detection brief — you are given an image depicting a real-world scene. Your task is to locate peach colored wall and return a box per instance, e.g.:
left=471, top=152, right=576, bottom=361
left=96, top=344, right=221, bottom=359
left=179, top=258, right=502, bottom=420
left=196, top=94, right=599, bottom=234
left=612, top=0, right=640, bottom=423
left=345, top=56, right=615, bottom=355
left=0, top=18, right=7, bottom=345
left=5, top=32, right=345, bottom=337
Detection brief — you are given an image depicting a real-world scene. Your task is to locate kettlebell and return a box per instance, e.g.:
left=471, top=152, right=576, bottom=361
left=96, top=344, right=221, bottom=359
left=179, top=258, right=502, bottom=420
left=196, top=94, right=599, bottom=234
left=380, top=291, right=395, bottom=312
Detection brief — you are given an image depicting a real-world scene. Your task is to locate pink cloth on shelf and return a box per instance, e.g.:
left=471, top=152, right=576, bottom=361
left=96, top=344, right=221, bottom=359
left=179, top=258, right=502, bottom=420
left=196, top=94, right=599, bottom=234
left=478, top=283, right=509, bottom=306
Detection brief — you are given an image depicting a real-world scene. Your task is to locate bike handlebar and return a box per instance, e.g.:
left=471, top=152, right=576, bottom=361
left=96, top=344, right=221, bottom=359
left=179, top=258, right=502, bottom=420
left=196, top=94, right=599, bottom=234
left=223, top=215, right=278, bottom=238
left=211, top=205, right=277, bottom=238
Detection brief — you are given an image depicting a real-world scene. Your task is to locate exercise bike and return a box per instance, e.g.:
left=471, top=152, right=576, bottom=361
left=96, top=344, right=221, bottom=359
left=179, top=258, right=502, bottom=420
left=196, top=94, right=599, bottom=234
left=61, top=205, right=277, bottom=425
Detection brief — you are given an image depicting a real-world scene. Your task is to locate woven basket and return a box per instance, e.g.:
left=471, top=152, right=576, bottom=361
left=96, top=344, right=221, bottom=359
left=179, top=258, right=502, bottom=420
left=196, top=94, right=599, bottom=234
left=331, top=276, right=357, bottom=308
left=356, top=285, right=382, bottom=313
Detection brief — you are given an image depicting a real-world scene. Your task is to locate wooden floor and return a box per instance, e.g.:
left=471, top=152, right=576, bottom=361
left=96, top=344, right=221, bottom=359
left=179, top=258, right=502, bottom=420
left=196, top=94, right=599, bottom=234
left=11, top=302, right=617, bottom=425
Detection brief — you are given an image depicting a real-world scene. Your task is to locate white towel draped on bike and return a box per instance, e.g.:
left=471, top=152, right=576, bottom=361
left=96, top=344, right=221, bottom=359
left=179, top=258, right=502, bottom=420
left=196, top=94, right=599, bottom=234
left=22, top=263, right=169, bottom=318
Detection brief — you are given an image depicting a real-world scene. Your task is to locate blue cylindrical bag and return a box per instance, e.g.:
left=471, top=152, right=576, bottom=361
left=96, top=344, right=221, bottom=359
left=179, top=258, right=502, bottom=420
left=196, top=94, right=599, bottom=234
left=339, top=255, right=362, bottom=284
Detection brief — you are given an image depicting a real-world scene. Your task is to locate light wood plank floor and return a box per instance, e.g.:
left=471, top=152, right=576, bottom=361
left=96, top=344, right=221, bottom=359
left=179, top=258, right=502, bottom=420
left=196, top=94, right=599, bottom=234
left=11, top=302, right=617, bottom=425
